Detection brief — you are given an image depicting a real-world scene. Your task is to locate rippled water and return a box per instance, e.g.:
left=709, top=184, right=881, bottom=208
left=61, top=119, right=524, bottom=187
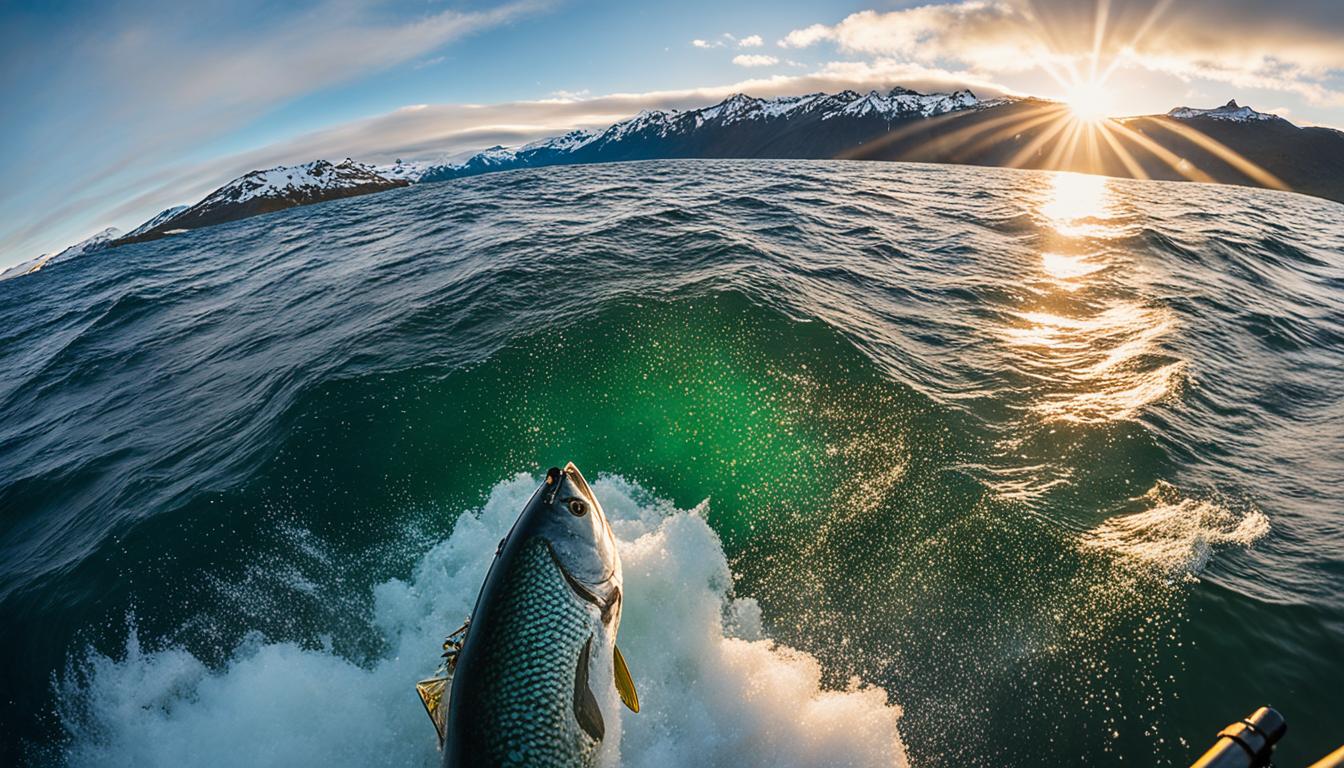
left=1, top=160, right=1342, bottom=767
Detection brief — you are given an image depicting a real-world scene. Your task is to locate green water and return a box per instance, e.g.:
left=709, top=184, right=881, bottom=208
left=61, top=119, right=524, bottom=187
left=2, top=160, right=1342, bottom=766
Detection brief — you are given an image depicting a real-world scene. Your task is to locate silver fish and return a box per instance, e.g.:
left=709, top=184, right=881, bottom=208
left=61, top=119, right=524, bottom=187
left=418, top=463, right=639, bottom=768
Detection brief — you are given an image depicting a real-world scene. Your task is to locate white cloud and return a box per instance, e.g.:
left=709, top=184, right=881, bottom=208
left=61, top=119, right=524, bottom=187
left=691, top=39, right=715, bottom=48
left=783, top=4, right=1035, bottom=70
left=778, top=24, right=833, bottom=49
left=738, top=35, right=764, bottom=48
left=733, top=54, right=779, bottom=68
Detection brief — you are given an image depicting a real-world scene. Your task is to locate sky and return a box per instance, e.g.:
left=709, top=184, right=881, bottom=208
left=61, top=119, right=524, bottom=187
left=2, top=0, right=1343, bottom=269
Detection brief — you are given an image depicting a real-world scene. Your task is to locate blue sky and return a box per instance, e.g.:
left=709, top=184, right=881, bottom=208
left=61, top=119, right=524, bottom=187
left=3, top=0, right=1343, bottom=269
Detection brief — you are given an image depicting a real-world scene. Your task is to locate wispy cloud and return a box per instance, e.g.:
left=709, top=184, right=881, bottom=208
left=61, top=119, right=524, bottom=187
left=548, top=88, right=593, bottom=100
left=693, top=32, right=757, bottom=50
left=0, top=0, right=541, bottom=264
left=414, top=56, right=447, bottom=70
left=733, top=54, right=779, bottom=68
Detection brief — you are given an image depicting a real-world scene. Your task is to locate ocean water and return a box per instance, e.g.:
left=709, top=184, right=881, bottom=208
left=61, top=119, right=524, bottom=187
left=1, top=160, right=1341, bottom=767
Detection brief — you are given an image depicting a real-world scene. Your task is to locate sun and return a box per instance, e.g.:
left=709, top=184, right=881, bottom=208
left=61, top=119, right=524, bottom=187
left=1064, top=80, right=1114, bottom=123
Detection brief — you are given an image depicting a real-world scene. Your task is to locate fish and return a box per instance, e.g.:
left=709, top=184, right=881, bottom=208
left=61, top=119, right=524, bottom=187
left=417, top=463, right=639, bottom=767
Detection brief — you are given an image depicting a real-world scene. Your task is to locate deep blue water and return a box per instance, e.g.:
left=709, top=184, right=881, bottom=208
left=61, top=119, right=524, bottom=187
left=1, top=160, right=1342, bottom=766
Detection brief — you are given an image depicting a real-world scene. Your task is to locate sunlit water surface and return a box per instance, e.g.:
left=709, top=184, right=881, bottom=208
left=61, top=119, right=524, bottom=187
left=1, top=161, right=1342, bottom=766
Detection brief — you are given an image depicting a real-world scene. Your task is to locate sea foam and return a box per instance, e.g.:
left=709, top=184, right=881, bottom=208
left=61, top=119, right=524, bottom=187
left=57, top=474, right=907, bottom=767
left=1081, top=482, right=1269, bottom=579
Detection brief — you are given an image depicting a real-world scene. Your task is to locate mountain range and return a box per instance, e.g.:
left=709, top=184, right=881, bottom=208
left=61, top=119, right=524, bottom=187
left=6, top=89, right=1343, bottom=279
left=414, top=94, right=1344, bottom=204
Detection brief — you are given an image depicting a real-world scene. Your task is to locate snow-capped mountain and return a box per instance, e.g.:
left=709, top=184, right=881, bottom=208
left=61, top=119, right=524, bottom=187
left=421, top=88, right=994, bottom=182
left=118, top=159, right=407, bottom=244
left=0, top=227, right=122, bottom=282
left=124, top=205, right=189, bottom=239
left=1168, top=100, right=1282, bottom=123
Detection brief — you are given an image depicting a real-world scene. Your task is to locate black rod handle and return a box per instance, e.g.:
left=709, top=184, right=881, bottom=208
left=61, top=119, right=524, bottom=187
left=1189, top=707, right=1287, bottom=768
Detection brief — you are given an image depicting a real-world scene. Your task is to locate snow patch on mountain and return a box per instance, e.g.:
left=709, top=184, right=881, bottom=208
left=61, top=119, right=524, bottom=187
left=125, top=206, right=189, bottom=239
left=203, top=159, right=394, bottom=206
left=1, top=227, right=122, bottom=282
left=827, top=88, right=978, bottom=120
left=604, top=109, right=682, bottom=142
left=48, top=228, right=123, bottom=265
left=373, top=159, right=436, bottom=183
left=472, top=147, right=523, bottom=166
left=1168, top=100, right=1281, bottom=123
left=521, top=130, right=598, bottom=153
left=0, top=254, right=48, bottom=282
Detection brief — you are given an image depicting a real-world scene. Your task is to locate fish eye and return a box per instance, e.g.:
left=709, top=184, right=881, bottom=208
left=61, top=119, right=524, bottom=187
left=567, top=499, right=588, bottom=517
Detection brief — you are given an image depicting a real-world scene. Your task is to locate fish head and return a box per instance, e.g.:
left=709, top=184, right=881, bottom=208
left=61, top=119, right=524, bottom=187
left=525, top=462, right=621, bottom=610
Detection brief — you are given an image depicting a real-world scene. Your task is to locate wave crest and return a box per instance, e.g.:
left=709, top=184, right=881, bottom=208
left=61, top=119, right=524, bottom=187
left=57, top=474, right=906, bottom=767
left=1081, top=483, right=1269, bottom=579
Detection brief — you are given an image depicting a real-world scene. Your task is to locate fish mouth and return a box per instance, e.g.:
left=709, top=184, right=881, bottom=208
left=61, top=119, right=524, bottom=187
left=542, top=463, right=598, bottom=507
left=561, top=462, right=599, bottom=507
left=547, top=540, right=621, bottom=623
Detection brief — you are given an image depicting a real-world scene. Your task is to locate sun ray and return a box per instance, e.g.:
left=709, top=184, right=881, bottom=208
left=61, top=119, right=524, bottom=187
left=1105, top=120, right=1216, bottom=183
left=829, top=0, right=1287, bottom=199
left=832, top=106, right=982, bottom=160
left=1043, top=119, right=1086, bottom=169
left=951, top=107, right=1074, bottom=161
left=1144, top=119, right=1290, bottom=190
left=1082, top=119, right=1105, bottom=174
left=842, top=102, right=1070, bottom=165
left=1096, top=122, right=1149, bottom=180
left=1020, top=0, right=1083, bottom=87
left=1006, top=116, right=1077, bottom=169
left=1096, top=0, right=1176, bottom=86
left=1090, top=0, right=1111, bottom=83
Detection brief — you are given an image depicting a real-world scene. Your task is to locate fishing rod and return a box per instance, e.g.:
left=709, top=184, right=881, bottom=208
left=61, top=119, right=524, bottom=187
left=1189, top=707, right=1343, bottom=768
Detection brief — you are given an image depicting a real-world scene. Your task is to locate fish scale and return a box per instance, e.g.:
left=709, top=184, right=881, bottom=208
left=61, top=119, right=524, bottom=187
left=458, top=536, right=602, bottom=767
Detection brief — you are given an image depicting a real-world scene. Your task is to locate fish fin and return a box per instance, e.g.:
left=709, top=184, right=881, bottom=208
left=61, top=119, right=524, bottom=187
left=613, top=644, right=640, bottom=713
left=574, top=636, right=606, bottom=741
left=415, top=676, right=450, bottom=748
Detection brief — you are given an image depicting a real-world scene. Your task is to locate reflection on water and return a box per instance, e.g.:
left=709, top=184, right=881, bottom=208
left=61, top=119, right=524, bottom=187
left=996, top=173, right=1269, bottom=587
left=1041, top=252, right=1104, bottom=284
left=1039, top=172, right=1116, bottom=239
left=1003, top=172, right=1184, bottom=425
